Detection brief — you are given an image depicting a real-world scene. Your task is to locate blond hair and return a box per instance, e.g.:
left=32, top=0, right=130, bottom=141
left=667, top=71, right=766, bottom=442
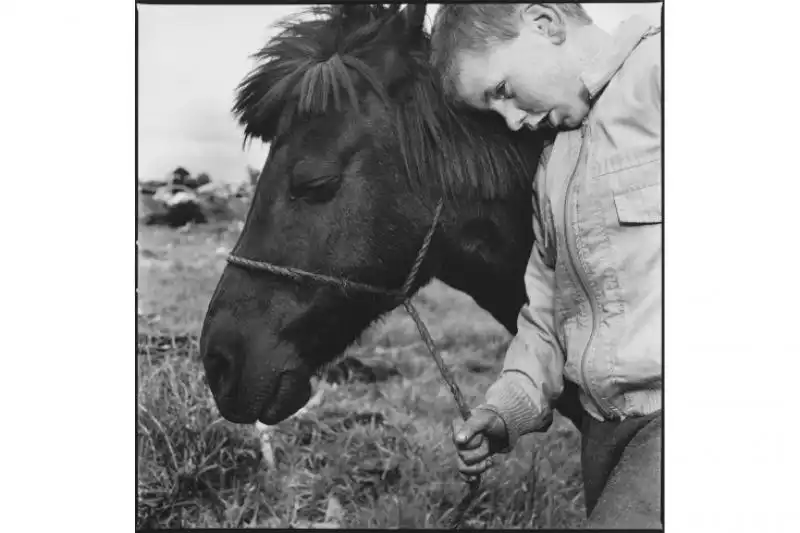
left=431, top=3, right=592, bottom=99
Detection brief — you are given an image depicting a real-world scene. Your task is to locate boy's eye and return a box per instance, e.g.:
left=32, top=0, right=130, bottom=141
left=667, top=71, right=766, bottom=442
left=495, top=81, right=514, bottom=100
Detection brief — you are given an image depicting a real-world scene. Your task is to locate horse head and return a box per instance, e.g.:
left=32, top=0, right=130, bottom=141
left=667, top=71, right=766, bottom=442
left=200, top=4, right=549, bottom=425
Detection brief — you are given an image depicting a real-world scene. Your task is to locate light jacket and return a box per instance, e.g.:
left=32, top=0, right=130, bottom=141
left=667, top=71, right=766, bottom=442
left=479, top=16, right=663, bottom=449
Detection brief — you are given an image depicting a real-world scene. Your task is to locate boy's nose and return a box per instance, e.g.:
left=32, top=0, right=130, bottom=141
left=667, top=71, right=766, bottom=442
left=502, top=111, right=526, bottom=131
left=490, top=100, right=526, bottom=132
left=504, top=116, right=524, bottom=131
left=502, top=106, right=527, bottom=132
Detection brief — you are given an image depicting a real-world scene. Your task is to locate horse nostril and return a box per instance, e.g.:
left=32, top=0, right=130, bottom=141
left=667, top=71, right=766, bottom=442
left=204, top=347, right=236, bottom=397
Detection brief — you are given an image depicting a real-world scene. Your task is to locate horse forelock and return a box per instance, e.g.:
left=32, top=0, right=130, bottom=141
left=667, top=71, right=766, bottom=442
left=233, top=4, right=538, bottom=202
left=233, top=6, right=392, bottom=141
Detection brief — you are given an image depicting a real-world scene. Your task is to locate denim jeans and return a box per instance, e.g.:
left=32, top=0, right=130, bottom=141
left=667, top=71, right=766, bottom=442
left=580, top=410, right=662, bottom=529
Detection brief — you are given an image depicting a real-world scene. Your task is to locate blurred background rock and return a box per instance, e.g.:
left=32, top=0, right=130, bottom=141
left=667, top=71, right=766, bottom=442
left=138, top=166, right=255, bottom=228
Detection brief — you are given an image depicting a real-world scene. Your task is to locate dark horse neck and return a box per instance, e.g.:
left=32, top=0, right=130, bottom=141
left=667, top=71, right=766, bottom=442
left=435, top=201, right=584, bottom=430
left=438, top=244, right=528, bottom=334
left=436, top=200, right=532, bottom=334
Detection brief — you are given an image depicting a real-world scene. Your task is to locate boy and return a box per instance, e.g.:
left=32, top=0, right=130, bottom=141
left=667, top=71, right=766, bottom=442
left=431, top=4, right=662, bottom=529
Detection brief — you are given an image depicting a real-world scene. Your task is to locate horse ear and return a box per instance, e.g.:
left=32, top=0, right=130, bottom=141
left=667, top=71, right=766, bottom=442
left=403, top=3, right=427, bottom=36
left=336, top=4, right=361, bottom=19
left=335, top=4, right=370, bottom=27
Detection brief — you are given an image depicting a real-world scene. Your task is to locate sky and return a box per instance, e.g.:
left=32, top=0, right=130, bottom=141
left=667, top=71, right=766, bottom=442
left=138, top=3, right=663, bottom=184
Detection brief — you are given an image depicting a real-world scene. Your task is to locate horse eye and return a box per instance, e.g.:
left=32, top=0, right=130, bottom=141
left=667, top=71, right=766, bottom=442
left=289, top=175, right=342, bottom=203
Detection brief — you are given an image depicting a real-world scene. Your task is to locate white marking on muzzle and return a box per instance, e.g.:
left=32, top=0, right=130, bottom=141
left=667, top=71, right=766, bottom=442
left=254, top=377, right=326, bottom=468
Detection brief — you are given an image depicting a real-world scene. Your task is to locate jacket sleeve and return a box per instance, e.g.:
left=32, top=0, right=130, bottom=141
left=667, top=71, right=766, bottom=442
left=476, top=196, right=566, bottom=452
left=643, top=29, right=661, bottom=111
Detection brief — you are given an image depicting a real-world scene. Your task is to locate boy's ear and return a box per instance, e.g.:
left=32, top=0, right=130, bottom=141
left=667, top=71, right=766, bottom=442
left=522, top=4, right=566, bottom=45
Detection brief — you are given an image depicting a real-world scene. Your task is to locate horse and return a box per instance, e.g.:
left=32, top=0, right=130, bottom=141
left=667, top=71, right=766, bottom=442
left=200, top=3, right=582, bottom=432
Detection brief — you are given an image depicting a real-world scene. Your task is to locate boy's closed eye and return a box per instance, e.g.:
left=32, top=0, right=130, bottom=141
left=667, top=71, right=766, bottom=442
left=484, top=81, right=514, bottom=105
left=495, top=81, right=515, bottom=100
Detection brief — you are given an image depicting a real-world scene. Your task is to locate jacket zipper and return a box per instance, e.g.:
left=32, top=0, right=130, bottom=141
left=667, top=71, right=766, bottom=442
left=563, top=122, right=613, bottom=419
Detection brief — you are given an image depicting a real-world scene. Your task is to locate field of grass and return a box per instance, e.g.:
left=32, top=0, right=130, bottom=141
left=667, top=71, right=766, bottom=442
left=137, top=221, right=586, bottom=529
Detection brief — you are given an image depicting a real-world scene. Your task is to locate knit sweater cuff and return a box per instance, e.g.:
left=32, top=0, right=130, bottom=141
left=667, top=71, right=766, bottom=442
left=480, top=372, right=549, bottom=453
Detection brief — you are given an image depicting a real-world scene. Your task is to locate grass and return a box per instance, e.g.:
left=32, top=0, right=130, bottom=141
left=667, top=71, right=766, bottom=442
left=137, top=221, right=586, bottom=529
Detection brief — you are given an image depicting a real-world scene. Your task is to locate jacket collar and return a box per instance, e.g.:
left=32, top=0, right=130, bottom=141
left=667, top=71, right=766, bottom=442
left=580, top=15, right=662, bottom=100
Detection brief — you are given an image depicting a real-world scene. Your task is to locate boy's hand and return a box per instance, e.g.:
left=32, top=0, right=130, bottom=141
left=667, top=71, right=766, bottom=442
left=452, top=407, right=509, bottom=477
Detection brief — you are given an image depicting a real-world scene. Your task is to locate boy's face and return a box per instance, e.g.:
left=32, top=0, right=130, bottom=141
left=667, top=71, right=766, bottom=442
left=453, top=12, right=590, bottom=132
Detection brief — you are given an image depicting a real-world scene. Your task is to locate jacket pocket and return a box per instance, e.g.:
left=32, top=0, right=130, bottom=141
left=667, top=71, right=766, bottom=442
left=613, top=184, right=662, bottom=225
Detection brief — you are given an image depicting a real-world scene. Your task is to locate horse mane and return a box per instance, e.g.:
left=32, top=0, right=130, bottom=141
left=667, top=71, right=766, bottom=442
left=233, top=4, right=541, bottom=201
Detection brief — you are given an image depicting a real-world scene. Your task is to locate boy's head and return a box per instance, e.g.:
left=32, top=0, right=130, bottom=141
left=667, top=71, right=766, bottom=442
left=431, top=3, right=596, bottom=132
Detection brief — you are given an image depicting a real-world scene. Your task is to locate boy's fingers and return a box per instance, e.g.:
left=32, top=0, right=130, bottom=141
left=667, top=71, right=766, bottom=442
left=458, top=457, right=494, bottom=477
left=459, top=441, right=490, bottom=465
left=459, top=432, right=485, bottom=450
left=452, top=420, right=467, bottom=443
left=453, top=411, right=494, bottom=446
